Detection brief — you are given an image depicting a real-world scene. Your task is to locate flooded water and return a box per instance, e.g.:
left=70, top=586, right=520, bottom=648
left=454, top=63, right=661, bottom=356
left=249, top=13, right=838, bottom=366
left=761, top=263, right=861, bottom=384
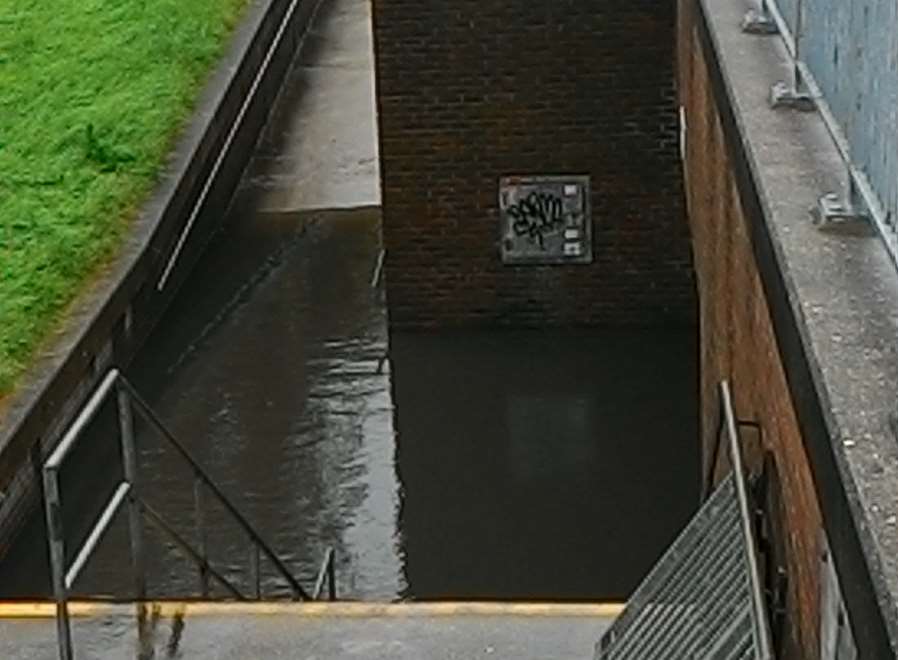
left=391, top=329, right=698, bottom=601
left=0, top=0, right=699, bottom=605
left=0, top=204, right=698, bottom=602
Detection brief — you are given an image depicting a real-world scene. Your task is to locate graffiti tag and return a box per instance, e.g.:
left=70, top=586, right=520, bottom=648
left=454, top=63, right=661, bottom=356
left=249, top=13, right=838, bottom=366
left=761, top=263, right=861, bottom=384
left=507, top=191, right=566, bottom=250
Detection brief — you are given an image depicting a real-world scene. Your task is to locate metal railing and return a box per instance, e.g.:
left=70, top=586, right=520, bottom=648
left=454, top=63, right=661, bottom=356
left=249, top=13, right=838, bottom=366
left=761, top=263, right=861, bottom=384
left=312, top=547, right=337, bottom=601
left=43, top=368, right=337, bottom=660
left=596, top=381, right=774, bottom=659
left=748, top=0, right=898, bottom=266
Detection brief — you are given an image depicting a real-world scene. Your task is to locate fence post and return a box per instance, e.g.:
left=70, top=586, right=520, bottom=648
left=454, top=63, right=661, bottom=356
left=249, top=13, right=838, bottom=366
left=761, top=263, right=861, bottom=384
left=327, top=553, right=336, bottom=601
left=250, top=542, right=261, bottom=599
left=194, top=476, right=210, bottom=597
left=117, top=381, right=147, bottom=604
left=793, top=0, right=806, bottom=93
left=43, top=466, right=73, bottom=660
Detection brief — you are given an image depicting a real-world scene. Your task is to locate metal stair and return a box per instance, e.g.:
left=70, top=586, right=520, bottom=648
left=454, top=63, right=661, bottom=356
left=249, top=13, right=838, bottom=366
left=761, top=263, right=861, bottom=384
left=41, top=368, right=336, bottom=660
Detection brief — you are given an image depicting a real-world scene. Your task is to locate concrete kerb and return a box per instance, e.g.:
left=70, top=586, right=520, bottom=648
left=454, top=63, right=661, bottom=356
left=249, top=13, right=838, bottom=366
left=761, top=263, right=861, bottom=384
left=0, top=0, right=324, bottom=559
left=0, top=601, right=627, bottom=620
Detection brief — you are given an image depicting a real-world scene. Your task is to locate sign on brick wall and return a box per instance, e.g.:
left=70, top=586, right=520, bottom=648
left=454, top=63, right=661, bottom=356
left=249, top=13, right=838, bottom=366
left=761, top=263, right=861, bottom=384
left=499, top=176, right=592, bottom=265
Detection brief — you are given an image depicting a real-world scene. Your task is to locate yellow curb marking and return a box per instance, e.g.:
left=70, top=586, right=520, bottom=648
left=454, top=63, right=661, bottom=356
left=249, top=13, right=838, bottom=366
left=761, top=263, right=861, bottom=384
left=0, top=601, right=625, bottom=620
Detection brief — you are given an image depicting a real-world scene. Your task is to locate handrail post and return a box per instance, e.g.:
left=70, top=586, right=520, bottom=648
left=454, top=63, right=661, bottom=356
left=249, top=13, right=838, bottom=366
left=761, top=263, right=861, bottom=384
left=792, top=0, right=805, bottom=94
left=327, top=552, right=336, bottom=602
left=117, top=375, right=311, bottom=600
left=250, top=542, right=261, bottom=600
left=117, top=381, right=147, bottom=605
left=313, top=548, right=337, bottom=601
left=193, top=475, right=210, bottom=598
left=43, top=466, right=73, bottom=660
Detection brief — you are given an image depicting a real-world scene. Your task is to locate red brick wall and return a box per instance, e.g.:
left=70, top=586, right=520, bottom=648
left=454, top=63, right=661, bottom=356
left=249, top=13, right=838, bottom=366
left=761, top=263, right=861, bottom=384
left=678, top=2, right=824, bottom=657
left=372, top=1, right=695, bottom=327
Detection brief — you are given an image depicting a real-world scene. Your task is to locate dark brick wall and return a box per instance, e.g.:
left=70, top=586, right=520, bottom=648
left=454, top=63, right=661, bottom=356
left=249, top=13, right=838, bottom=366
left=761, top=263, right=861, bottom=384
left=372, top=0, right=695, bottom=327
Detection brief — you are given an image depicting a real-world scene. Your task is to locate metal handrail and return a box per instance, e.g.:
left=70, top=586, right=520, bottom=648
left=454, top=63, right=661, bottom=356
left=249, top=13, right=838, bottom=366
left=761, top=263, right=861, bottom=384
left=117, top=376, right=310, bottom=600
left=370, top=249, right=386, bottom=289
left=312, top=547, right=337, bottom=601
left=63, top=482, right=131, bottom=591
left=138, top=497, right=245, bottom=600
left=704, top=415, right=763, bottom=500
left=718, top=381, right=775, bottom=659
left=42, top=368, right=322, bottom=660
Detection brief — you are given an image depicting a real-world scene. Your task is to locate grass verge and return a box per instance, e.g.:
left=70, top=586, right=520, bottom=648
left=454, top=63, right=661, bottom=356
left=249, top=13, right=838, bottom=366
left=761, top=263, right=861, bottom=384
left=0, top=0, right=250, bottom=396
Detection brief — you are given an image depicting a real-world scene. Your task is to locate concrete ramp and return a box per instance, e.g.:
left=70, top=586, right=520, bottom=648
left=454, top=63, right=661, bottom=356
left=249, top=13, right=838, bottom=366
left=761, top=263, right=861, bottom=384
left=0, top=602, right=621, bottom=659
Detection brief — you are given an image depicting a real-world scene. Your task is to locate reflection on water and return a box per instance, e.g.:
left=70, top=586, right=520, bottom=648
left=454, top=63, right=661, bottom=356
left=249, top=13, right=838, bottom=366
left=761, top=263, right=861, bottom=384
left=0, top=0, right=699, bottom=604
left=0, top=206, right=698, bottom=602
left=391, top=329, right=698, bottom=601
left=121, top=206, right=401, bottom=600
left=0, top=207, right=402, bottom=601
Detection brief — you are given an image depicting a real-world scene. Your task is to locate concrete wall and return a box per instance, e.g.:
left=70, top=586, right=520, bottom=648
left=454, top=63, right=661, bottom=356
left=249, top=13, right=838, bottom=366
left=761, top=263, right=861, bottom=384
left=371, top=1, right=695, bottom=327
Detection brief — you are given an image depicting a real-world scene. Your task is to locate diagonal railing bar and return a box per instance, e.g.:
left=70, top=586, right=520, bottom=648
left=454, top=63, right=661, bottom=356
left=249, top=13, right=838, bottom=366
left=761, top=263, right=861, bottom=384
left=138, top=497, right=246, bottom=600
left=312, top=547, right=337, bottom=601
left=118, top=376, right=311, bottom=601
left=45, top=370, right=119, bottom=471
left=64, top=482, right=132, bottom=591
left=42, top=367, right=326, bottom=660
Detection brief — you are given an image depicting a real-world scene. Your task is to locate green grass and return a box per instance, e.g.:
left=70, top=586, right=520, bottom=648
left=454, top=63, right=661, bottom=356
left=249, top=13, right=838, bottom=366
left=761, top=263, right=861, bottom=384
left=0, top=0, right=249, bottom=396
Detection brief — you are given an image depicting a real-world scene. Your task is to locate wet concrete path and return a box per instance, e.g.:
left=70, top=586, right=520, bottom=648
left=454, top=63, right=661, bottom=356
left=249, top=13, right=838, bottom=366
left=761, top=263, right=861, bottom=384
left=0, top=0, right=699, bottom=610
left=0, top=603, right=617, bottom=659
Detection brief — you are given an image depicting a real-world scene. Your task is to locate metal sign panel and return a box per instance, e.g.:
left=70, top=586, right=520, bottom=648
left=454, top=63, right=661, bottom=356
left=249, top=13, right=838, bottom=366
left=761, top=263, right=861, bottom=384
left=498, top=176, right=592, bottom=265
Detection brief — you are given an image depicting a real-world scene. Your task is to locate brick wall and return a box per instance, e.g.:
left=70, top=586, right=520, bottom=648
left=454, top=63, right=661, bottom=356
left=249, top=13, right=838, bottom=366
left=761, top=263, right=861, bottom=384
left=678, top=2, right=824, bottom=657
left=372, top=1, right=695, bottom=327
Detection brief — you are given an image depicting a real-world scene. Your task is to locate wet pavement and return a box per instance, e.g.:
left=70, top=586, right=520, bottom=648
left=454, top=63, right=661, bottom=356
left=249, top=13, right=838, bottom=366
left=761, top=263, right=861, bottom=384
left=235, top=0, right=379, bottom=211
left=0, top=603, right=616, bottom=659
left=0, top=0, right=698, bottom=618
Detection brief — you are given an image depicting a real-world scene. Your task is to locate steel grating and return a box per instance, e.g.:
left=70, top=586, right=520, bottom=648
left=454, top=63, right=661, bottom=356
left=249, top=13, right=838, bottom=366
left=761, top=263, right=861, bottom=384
left=596, top=452, right=773, bottom=658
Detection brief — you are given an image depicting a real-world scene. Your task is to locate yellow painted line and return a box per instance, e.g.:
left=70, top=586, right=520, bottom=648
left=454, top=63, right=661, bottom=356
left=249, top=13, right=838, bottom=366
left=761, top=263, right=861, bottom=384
left=0, top=602, right=118, bottom=619
left=0, top=601, right=625, bottom=620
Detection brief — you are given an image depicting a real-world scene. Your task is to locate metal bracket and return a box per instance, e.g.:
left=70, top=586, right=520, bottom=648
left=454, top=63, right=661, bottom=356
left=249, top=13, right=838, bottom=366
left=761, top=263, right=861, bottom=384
left=811, top=193, right=872, bottom=235
left=770, top=81, right=816, bottom=112
left=742, top=9, right=778, bottom=35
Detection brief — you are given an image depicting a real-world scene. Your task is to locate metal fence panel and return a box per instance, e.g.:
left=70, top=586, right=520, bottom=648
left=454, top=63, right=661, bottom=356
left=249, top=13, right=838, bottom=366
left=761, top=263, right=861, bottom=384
left=802, top=0, right=898, bottom=224
left=596, top=382, right=773, bottom=660
left=595, top=475, right=766, bottom=660
left=774, top=0, right=800, bottom=35
left=767, top=0, right=898, bottom=246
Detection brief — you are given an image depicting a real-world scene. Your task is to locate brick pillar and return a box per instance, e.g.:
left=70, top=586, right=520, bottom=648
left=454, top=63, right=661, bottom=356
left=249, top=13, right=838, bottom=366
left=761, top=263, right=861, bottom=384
left=372, top=1, right=695, bottom=327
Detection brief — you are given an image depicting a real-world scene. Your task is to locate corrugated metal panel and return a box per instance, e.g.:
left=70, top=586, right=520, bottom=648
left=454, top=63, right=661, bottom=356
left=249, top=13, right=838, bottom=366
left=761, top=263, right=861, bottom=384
left=766, top=0, right=898, bottom=256
left=773, top=0, right=799, bottom=35
left=802, top=0, right=898, bottom=226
